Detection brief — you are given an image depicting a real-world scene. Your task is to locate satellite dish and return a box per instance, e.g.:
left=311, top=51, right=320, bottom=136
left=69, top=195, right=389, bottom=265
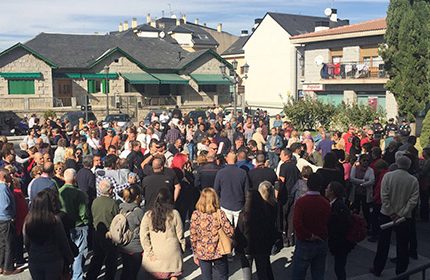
left=171, top=14, right=177, bottom=19
left=315, top=55, right=324, bottom=66
left=324, top=8, right=332, bottom=17
left=159, top=31, right=166, bottom=39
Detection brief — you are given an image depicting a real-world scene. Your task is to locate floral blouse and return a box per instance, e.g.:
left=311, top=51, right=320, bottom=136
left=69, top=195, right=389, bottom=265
left=190, top=210, right=234, bottom=260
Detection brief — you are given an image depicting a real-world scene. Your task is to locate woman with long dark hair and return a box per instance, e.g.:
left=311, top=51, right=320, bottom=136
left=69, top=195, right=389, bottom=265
left=140, top=188, right=185, bottom=279
left=23, top=189, right=73, bottom=280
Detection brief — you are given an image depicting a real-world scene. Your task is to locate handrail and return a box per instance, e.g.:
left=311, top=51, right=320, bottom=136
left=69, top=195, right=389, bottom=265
left=389, top=262, right=430, bottom=280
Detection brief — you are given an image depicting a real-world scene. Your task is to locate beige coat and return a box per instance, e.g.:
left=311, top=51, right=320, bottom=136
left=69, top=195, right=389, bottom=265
left=140, top=209, right=185, bottom=273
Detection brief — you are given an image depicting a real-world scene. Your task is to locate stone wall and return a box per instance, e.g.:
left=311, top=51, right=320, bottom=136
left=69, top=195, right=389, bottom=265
left=303, top=49, right=329, bottom=83
left=0, top=48, right=53, bottom=109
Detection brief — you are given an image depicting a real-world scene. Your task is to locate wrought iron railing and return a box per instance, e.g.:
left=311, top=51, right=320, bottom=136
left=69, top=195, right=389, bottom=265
left=320, top=61, right=388, bottom=80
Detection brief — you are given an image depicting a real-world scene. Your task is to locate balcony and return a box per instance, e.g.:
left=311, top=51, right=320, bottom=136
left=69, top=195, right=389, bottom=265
left=319, top=61, right=388, bottom=84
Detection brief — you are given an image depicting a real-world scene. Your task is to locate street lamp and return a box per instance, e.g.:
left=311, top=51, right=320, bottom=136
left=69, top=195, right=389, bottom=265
left=220, top=61, right=249, bottom=117
left=104, top=65, right=110, bottom=116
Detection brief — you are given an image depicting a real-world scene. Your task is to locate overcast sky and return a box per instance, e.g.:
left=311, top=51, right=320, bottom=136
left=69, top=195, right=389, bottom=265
left=0, top=0, right=389, bottom=51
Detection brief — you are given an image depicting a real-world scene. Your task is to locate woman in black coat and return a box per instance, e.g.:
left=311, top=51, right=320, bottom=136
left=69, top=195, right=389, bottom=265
left=326, top=181, right=355, bottom=280
left=235, top=181, right=278, bottom=280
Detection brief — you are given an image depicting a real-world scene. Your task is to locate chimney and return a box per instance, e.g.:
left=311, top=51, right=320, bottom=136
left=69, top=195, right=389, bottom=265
left=240, top=30, right=249, bottom=37
left=118, top=23, right=123, bottom=32
left=131, top=18, right=138, bottom=29
left=150, top=20, right=156, bottom=28
left=194, top=18, right=199, bottom=25
left=217, top=23, right=222, bottom=32
left=176, top=18, right=181, bottom=26
left=146, top=13, right=151, bottom=24
left=252, top=18, right=262, bottom=32
left=123, top=21, right=129, bottom=30
left=182, top=14, right=187, bottom=24
left=330, top=8, right=338, bottom=22
left=314, top=21, right=330, bottom=32
left=203, top=23, right=207, bottom=27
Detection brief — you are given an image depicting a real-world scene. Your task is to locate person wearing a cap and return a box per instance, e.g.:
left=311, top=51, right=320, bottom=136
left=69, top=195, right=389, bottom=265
left=384, top=118, right=398, bottom=137
left=398, top=119, right=411, bottom=137
left=371, top=118, right=384, bottom=140
left=371, top=156, right=419, bottom=276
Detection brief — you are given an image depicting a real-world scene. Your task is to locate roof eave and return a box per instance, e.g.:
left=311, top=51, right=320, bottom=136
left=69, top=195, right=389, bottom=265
left=86, top=47, right=150, bottom=71
left=0, top=43, right=58, bottom=68
left=291, top=29, right=386, bottom=44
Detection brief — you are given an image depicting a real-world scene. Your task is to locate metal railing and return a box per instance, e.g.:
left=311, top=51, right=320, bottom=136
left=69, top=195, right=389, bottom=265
left=389, top=262, right=430, bottom=280
left=320, top=61, right=388, bottom=80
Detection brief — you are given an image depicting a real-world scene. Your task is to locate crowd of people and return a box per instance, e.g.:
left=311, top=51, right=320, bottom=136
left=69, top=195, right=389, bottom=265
left=0, top=105, right=428, bottom=280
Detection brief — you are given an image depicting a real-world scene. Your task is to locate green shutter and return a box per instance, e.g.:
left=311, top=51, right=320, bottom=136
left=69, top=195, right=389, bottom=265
left=101, top=79, right=109, bottom=94
left=8, top=80, right=35, bottom=94
left=87, top=80, right=96, bottom=94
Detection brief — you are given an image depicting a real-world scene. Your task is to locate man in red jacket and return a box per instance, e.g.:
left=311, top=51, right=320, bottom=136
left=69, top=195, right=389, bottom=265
left=292, top=173, right=331, bottom=280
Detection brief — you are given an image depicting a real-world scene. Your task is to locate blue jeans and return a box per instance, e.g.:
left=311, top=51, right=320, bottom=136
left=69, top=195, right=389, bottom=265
left=70, top=225, right=88, bottom=280
left=188, top=142, right=195, bottom=161
left=268, top=152, right=279, bottom=170
left=199, top=257, right=228, bottom=280
left=292, top=239, right=328, bottom=280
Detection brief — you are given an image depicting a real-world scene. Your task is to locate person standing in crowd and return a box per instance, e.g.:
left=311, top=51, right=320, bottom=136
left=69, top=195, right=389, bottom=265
left=119, top=186, right=144, bottom=280
left=316, top=132, right=333, bottom=158
left=350, top=154, right=375, bottom=227
left=76, top=155, right=96, bottom=204
left=140, top=188, right=185, bottom=280
left=371, top=118, right=384, bottom=140
left=0, top=169, right=21, bottom=275
left=194, top=154, right=222, bottom=190
left=87, top=179, right=119, bottom=280
left=24, top=189, right=73, bottom=280
left=235, top=181, right=277, bottom=280
left=126, top=141, right=145, bottom=179
left=266, top=128, right=283, bottom=169
left=248, top=153, right=278, bottom=190
left=28, top=161, right=57, bottom=201
left=292, top=173, right=331, bottom=280
left=278, top=148, right=301, bottom=247
left=214, top=151, right=250, bottom=227
left=316, top=152, right=345, bottom=195
left=326, top=182, right=354, bottom=280
left=371, top=156, right=419, bottom=276
left=58, top=168, right=89, bottom=280
left=419, top=148, right=430, bottom=221
left=190, top=188, right=234, bottom=280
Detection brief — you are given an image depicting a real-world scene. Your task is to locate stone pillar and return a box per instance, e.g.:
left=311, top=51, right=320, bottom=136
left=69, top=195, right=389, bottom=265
left=24, top=98, right=30, bottom=110
left=176, top=95, right=182, bottom=106
left=343, top=90, right=357, bottom=105
left=214, top=94, right=219, bottom=106
left=71, top=97, right=77, bottom=108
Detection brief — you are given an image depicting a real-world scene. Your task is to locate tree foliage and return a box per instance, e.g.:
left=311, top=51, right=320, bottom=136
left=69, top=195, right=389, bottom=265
left=421, top=110, right=430, bottom=148
left=382, top=0, right=430, bottom=118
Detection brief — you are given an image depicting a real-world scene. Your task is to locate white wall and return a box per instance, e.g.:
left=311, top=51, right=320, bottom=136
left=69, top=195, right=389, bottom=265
left=137, top=31, right=159, bottom=38
left=171, top=33, right=193, bottom=46
left=243, top=15, right=296, bottom=109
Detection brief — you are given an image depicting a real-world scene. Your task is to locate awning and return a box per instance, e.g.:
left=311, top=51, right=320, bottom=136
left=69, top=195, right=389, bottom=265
left=150, top=73, right=189, bottom=85
left=53, top=73, right=118, bottom=79
left=121, top=73, right=159, bottom=84
left=0, top=72, right=42, bottom=79
left=190, top=74, right=231, bottom=85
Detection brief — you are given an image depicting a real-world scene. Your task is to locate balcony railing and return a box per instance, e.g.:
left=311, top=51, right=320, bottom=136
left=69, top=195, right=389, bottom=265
left=320, top=62, right=388, bottom=80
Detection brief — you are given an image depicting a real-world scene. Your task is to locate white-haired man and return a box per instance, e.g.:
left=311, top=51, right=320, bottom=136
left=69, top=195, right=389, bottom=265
left=58, top=168, right=89, bottom=280
left=87, top=179, right=119, bottom=280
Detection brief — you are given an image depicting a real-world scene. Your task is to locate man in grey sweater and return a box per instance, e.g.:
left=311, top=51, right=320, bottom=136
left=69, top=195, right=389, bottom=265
left=371, top=156, right=419, bottom=276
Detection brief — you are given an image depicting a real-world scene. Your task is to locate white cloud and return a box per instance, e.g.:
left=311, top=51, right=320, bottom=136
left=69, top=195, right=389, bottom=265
left=0, top=0, right=388, bottom=50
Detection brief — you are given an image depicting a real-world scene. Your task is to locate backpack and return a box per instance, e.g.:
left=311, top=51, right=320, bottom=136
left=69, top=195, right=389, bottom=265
left=346, top=213, right=367, bottom=243
left=107, top=208, right=137, bottom=246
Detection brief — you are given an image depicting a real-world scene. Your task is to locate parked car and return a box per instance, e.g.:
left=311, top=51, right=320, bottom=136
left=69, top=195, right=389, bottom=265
left=60, top=111, right=97, bottom=128
left=144, top=110, right=164, bottom=127
left=0, top=111, right=28, bottom=136
left=102, top=114, right=133, bottom=130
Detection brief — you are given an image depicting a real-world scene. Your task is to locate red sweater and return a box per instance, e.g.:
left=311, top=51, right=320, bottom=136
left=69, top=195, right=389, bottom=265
left=293, top=193, right=331, bottom=241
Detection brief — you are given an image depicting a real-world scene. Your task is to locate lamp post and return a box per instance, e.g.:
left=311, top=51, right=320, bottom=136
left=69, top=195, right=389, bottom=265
left=219, top=61, right=249, bottom=117
left=104, top=65, right=110, bottom=116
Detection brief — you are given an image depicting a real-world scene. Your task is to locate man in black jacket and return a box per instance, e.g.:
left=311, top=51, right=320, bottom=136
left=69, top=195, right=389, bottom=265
left=76, top=155, right=96, bottom=203
left=126, top=141, right=144, bottom=179
left=194, top=154, right=221, bottom=190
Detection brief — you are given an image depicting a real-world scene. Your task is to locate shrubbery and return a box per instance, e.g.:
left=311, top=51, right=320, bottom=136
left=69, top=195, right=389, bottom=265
left=283, top=98, right=385, bottom=131
left=421, top=110, right=430, bottom=149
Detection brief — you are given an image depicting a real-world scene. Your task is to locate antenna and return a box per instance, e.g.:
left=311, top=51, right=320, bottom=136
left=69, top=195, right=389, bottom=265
left=168, top=3, right=173, bottom=17
left=162, top=10, right=165, bottom=17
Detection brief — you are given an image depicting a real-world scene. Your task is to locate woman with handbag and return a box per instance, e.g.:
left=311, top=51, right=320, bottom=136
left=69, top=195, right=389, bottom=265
left=140, top=188, right=185, bottom=280
left=23, top=189, right=74, bottom=280
left=190, top=188, right=234, bottom=280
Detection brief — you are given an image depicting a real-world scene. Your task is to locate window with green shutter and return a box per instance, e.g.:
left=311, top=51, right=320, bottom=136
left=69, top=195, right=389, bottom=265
left=87, top=80, right=101, bottom=94
left=8, top=80, right=35, bottom=94
left=101, top=79, right=109, bottom=94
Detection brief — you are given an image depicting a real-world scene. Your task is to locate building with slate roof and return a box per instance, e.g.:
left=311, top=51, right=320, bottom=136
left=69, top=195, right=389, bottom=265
left=242, top=11, right=349, bottom=114
left=0, top=31, right=234, bottom=114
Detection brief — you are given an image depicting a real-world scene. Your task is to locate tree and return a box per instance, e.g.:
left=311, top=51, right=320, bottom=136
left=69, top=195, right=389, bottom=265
left=421, top=110, right=430, bottom=148
left=382, top=0, right=430, bottom=119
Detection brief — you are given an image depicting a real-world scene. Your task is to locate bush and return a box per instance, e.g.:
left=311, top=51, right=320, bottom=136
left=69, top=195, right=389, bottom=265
left=284, top=99, right=385, bottom=131
left=43, top=110, right=57, bottom=120
left=421, top=110, right=430, bottom=148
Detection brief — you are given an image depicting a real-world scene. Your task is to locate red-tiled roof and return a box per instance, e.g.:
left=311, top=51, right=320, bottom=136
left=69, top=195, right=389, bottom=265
left=291, top=18, right=386, bottom=39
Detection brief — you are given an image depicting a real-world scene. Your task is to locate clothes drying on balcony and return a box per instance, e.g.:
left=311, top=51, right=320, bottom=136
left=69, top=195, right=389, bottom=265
left=320, top=63, right=369, bottom=79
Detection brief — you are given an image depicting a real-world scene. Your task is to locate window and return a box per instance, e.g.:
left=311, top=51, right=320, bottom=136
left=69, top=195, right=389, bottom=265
left=330, top=48, right=343, bottom=63
left=8, top=80, right=35, bottom=94
left=357, top=92, right=386, bottom=110
left=87, top=80, right=101, bottom=94
left=317, top=91, right=343, bottom=105
left=360, top=46, right=382, bottom=67
left=199, top=85, right=217, bottom=92
left=101, top=79, right=109, bottom=94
